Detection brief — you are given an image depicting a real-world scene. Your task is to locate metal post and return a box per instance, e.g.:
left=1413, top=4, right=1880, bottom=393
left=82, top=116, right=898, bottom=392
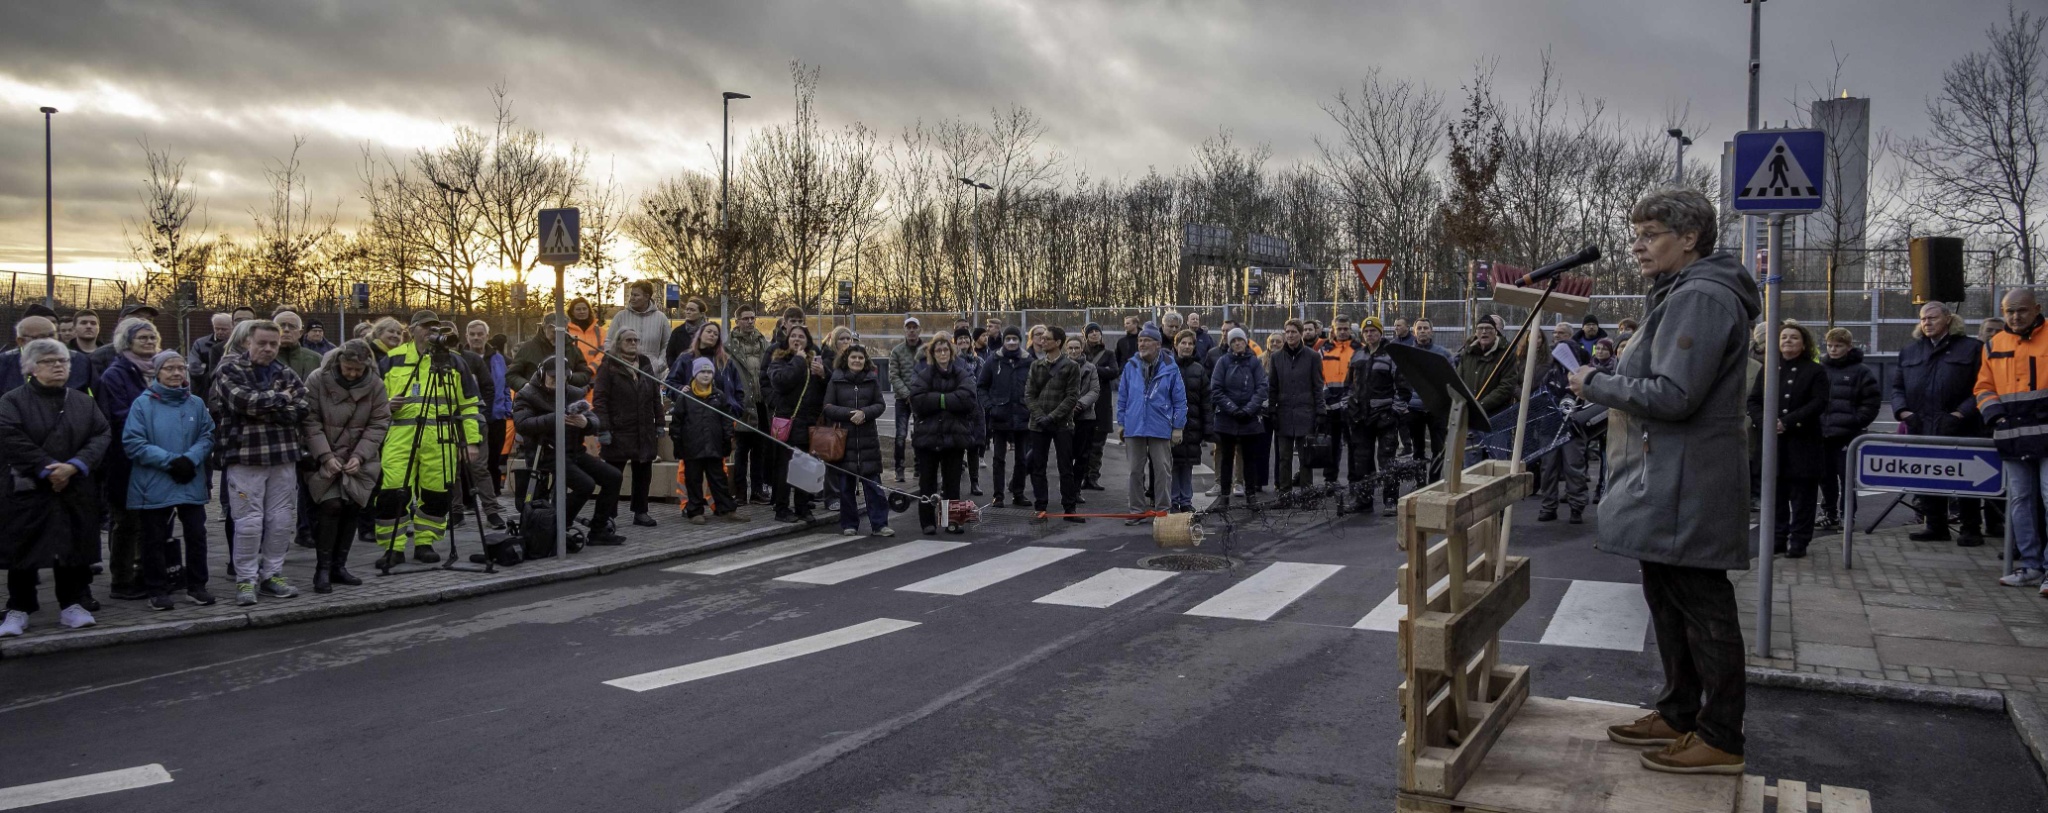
left=553, top=263, right=569, bottom=556
left=42, top=106, right=57, bottom=309
left=1742, top=0, right=1764, bottom=315
left=338, top=281, right=347, bottom=341
left=720, top=97, right=731, bottom=333
left=1756, top=212, right=1784, bottom=658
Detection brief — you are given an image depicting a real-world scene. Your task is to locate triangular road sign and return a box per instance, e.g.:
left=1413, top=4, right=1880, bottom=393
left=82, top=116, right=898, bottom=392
left=1736, top=137, right=1818, bottom=200
left=1350, top=258, right=1391, bottom=296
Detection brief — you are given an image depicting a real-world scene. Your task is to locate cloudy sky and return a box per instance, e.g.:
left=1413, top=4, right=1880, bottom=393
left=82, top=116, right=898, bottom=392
left=0, top=0, right=2021, bottom=282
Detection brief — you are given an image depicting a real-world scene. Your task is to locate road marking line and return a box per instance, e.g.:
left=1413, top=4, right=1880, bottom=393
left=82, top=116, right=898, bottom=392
left=773, top=540, right=968, bottom=585
left=1566, top=696, right=1641, bottom=708
left=898, top=547, right=1083, bottom=595
left=1184, top=562, right=1344, bottom=621
left=1539, top=580, right=1651, bottom=651
left=1034, top=568, right=1177, bottom=608
left=1353, top=590, right=1405, bottom=631
left=1855, top=489, right=1882, bottom=497
left=603, top=618, right=920, bottom=692
left=0, top=764, right=173, bottom=811
left=664, top=534, right=857, bottom=575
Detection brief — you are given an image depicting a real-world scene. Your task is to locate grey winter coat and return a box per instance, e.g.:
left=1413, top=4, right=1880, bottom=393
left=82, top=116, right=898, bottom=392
left=1581, top=251, right=1762, bottom=571
left=300, top=362, right=391, bottom=507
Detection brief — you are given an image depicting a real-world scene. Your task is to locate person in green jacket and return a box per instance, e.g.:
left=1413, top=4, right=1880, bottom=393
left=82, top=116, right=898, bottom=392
left=887, top=316, right=924, bottom=485
left=1455, top=318, right=1520, bottom=418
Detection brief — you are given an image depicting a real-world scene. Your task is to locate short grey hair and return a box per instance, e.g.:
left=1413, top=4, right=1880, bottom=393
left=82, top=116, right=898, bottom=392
left=227, top=319, right=282, bottom=352
left=1919, top=301, right=1952, bottom=317
left=1629, top=184, right=1719, bottom=256
left=112, top=317, right=158, bottom=353
left=608, top=327, right=640, bottom=353
left=20, top=338, right=67, bottom=376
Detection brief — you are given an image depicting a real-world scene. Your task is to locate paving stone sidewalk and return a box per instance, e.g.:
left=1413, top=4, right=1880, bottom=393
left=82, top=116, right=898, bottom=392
left=0, top=503, right=828, bottom=659
left=1736, top=523, right=2048, bottom=699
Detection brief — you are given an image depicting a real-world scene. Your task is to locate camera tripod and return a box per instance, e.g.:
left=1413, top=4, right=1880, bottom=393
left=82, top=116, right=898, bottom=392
left=377, top=338, right=497, bottom=576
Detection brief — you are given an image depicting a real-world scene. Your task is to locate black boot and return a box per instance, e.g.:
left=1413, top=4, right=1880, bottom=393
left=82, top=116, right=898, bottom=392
left=313, top=553, right=333, bottom=594
left=1908, top=525, right=1951, bottom=542
left=330, top=537, right=363, bottom=586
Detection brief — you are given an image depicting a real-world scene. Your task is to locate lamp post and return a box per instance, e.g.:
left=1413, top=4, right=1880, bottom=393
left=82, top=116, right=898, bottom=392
left=1665, top=128, right=1693, bottom=184
left=957, top=177, right=992, bottom=321
left=721, top=91, right=750, bottom=332
left=41, top=106, right=57, bottom=309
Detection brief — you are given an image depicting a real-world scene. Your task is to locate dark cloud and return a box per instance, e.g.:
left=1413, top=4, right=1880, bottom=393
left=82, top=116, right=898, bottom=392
left=0, top=0, right=2022, bottom=272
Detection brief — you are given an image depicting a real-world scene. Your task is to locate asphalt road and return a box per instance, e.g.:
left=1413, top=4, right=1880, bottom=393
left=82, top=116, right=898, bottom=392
left=0, top=458, right=2041, bottom=812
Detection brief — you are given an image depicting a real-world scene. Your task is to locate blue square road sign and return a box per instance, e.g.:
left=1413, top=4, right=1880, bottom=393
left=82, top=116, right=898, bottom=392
left=1732, top=129, right=1826, bottom=214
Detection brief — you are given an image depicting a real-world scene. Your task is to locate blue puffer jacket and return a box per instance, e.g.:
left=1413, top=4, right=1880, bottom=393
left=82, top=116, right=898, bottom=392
left=485, top=351, right=514, bottom=420
left=978, top=348, right=1033, bottom=432
left=1209, top=349, right=1269, bottom=436
left=1115, top=353, right=1186, bottom=439
left=123, top=382, right=215, bottom=510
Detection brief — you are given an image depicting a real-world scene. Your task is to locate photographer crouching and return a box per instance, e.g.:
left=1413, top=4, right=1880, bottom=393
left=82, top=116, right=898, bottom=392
left=513, top=358, right=626, bottom=545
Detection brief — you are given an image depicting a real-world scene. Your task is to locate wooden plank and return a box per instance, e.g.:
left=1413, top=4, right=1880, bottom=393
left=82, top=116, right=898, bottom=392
left=1739, top=776, right=1766, bottom=813
left=1397, top=546, right=1494, bottom=607
left=1410, top=665, right=1530, bottom=796
left=1410, top=557, right=1532, bottom=674
left=1777, top=780, right=1808, bottom=811
left=1415, top=696, right=1742, bottom=813
left=1411, top=471, right=1528, bottom=532
left=1446, top=400, right=1468, bottom=492
left=1819, top=785, right=1872, bottom=813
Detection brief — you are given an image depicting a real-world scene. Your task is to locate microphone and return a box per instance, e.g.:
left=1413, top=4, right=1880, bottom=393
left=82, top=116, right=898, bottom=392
left=1516, top=244, right=1602, bottom=287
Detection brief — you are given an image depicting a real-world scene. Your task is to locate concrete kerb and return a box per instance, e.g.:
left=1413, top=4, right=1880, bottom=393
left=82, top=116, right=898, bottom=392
left=2009, top=691, right=2048, bottom=780
left=0, top=519, right=830, bottom=660
left=1746, top=665, right=2006, bottom=710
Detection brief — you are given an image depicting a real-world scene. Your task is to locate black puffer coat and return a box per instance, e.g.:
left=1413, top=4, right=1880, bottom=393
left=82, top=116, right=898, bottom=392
left=1264, top=343, right=1325, bottom=438
left=670, top=378, right=736, bottom=461
left=0, top=381, right=110, bottom=569
left=1749, top=353, right=1831, bottom=480
left=1173, top=354, right=1210, bottom=466
left=1890, top=315, right=1983, bottom=438
left=978, top=348, right=1032, bottom=432
left=821, top=367, right=888, bottom=477
left=594, top=353, right=663, bottom=463
left=1820, top=348, right=1881, bottom=440
left=1083, top=342, right=1119, bottom=424
left=1345, top=340, right=1409, bottom=430
left=910, top=359, right=979, bottom=452
left=513, top=381, right=599, bottom=451
left=766, top=348, right=829, bottom=442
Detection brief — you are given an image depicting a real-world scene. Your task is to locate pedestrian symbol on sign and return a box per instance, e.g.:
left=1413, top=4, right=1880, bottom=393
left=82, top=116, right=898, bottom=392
left=537, top=207, right=580, bottom=265
left=1738, top=139, right=1818, bottom=200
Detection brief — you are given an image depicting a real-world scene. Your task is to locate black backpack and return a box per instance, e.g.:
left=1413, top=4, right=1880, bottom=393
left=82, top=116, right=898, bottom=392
left=517, top=501, right=584, bottom=559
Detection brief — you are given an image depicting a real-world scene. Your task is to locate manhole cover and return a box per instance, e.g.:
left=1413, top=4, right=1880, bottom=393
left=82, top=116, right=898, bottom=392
left=1138, top=553, right=1239, bottom=572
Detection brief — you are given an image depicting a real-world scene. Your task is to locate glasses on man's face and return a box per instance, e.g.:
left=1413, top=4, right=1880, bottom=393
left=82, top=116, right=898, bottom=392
left=621, top=338, right=640, bottom=344
left=35, top=358, right=69, bottom=368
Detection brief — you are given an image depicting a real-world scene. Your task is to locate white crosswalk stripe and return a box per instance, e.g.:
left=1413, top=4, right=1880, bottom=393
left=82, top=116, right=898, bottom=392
left=1034, top=568, right=1177, bottom=608
left=0, top=765, right=173, bottom=810
left=664, top=534, right=858, bottom=575
left=1184, top=562, right=1345, bottom=621
left=774, top=540, right=969, bottom=585
left=604, top=618, right=920, bottom=692
left=1538, top=580, right=1651, bottom=651
left=899, top=547, right=1083, bottom=595
left=1352, top=590, right=1405, bottom=632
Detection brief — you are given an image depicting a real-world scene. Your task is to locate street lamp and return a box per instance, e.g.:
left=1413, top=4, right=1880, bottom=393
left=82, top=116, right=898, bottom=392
left=1665, top=128, right=1694, bottom=184
left=41, top=106, right=57, bottom=309
left=957, top=177, right=993, bottom=320
left=721, top=91, right=750, bottom=331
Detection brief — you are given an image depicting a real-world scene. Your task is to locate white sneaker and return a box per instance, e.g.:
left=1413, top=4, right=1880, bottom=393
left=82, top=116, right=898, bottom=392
left=1999, top=568, right=2046, bottom=588
left=58, top=605, right=95, bottom=629
left=1205, top=484, right=1221, bottom=497
left=873, top=527, right=895, bottom=537
left=0, top=610, right=26, bottom=637
left=1232, top=484, right=1245, bottom=497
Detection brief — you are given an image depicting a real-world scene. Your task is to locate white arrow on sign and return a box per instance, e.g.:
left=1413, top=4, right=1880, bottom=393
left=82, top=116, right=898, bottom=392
left=1862, top=453, right=1999, bottom=486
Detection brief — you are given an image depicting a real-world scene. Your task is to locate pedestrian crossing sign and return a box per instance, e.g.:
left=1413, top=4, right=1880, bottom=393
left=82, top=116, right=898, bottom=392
left=538, top=207, right=580, bottom=265
left=1731, top=128, right=1826, bottom=214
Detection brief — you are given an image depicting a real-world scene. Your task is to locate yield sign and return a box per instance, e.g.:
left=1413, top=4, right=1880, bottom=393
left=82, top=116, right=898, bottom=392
left=1350, top=258, right=1391, bottom=296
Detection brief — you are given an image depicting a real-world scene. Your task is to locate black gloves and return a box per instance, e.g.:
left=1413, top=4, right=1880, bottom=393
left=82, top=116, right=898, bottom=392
left=167, top=456, right=197, bottom=484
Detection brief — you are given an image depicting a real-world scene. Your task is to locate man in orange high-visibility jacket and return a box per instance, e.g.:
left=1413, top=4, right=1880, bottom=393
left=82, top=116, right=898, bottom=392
left=1315, top=315, right=1360, bottom=485
left=1973, top=288, right=2048, bottom=595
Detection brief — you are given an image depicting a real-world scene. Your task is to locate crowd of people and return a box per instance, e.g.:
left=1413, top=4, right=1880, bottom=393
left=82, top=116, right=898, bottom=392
left=6, top=241, right=2044, bottom=639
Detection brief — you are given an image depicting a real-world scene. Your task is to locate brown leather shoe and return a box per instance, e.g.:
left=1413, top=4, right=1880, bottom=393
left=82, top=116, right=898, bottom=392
left=1607, top=712, right=1681, bottom=747
left=1640, top=732, right=1745, bottom=775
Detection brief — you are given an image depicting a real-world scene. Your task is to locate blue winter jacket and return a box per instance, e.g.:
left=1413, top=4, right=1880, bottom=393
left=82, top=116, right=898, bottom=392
left=977, top=348, right=1033, bottom=432
left=1208, top=349, right=1269, bottom=436
left=123, top=382, right=215, bottom=509
left=96, top=353, right=152, bottom=468
left=1116, top=353, right=1186, bottom=439
left=486, top=351, right=514, bottom=420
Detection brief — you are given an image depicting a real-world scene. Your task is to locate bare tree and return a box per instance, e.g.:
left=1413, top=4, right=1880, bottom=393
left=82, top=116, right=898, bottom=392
left=1901, top=5, right=2045, bottom=282
left=361, top=128, right=493, bottom=310
left=474, top=85, right=587, bottom=291
left=575, top=163, right=626, bottom=304
left=128, top=137, right=212, bottom=306
left=244, top=136, right=338, bottom=305
left=1441, top=64, right=1506, bottom=300
left=1318, top=67, right=1445, bottom=303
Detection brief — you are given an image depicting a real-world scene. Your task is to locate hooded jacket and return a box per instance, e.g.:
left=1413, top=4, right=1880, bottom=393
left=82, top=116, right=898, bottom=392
left=1173, top=353, right=1211, bottom=465
left=1115, top=351, right=1187, bottom=440
left=1893, top=313, right=1982, bottom=439
left=508, top=330, right=592, bottom=393
left=1209, top=347, right=1269, bottom=437
left=1581, top=251, right=1762, bottom=571
left=1820, top=347, right=1881, bottom=440
left=978, top=346, right=1033, bottom=433
left=122, top=382, right=215, bottom=510
left=300, top=358, right=390, bottom=507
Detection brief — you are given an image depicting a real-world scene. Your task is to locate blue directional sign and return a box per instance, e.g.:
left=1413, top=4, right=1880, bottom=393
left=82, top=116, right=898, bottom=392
left=1856, top=442, right=2004, bottom=498
left=1732, top=128, right=1826, bottom=214
left=538, top=207, right=580, bottom=266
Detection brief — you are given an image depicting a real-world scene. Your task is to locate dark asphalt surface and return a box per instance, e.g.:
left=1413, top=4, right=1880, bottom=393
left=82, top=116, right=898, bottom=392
left=1, top=464, right=2041, bottom=812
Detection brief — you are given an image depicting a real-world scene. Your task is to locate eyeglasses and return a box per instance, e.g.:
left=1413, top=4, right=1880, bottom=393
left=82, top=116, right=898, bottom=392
left=1631, top=229, right=1674, bottom=246
left=34, top=358, right=69, bottom=368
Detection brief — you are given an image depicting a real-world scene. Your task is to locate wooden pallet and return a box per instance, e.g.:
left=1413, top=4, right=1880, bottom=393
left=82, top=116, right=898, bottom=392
left=1737, top=777, right=1872, bottom=813
left=1396, top=402, right=1538, bottom=800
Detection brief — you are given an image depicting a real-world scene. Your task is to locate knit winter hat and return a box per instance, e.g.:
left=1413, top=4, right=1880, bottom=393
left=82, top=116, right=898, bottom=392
left=1227, top=327, right=1248, bottom=344
left=692, top=357, right=715, bottom=377
left=150, top=349, right=185, bottom=369
left=1002, top=326, right=1022, bottom=341
left=1139, top=323, right=1164, bottom=343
